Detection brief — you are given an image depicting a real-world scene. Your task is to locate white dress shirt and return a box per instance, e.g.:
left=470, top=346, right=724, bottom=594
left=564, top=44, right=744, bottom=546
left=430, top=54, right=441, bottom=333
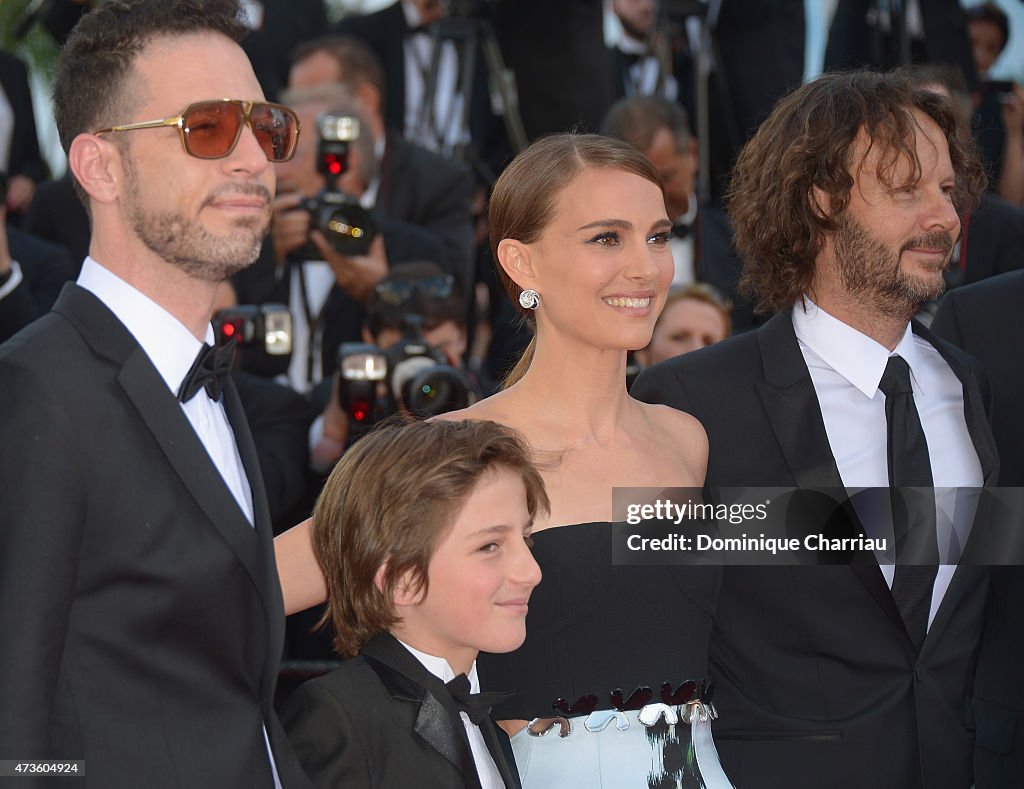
left=792, top=299, right=983, bottom=627
left=399, top=639, right=505, bottom=789
left=76, top=257, right=283, bottom=788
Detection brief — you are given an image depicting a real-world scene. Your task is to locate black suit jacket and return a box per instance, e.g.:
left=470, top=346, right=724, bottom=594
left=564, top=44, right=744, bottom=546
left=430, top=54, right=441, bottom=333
left=0, top=285, right=310, bottom=788
left=282, top=632, right=521, bottom=789
left=933, top=272, right=1024, bottom=787
left=632, top=311, right=999, bottom=788
left=958, top=192, right=1024, bottom=288
left=233, top=370, right=314, bottom=529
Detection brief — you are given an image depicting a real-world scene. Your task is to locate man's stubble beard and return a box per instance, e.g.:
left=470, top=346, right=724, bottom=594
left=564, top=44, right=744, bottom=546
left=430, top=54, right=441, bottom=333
left=122, top=154, right=272, bottom=283
left=831, top=212, right=953, bottom=321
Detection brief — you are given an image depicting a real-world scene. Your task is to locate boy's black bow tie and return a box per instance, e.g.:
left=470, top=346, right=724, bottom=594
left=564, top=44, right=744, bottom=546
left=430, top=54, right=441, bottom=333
left=177, top=340, right=236, bottom=403
left=445, top=674, right=513, bottom=725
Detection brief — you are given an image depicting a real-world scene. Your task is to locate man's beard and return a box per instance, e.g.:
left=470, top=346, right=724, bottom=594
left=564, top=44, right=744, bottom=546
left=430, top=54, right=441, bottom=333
left=123, top=155, right=271, bottom=282
left=832, top=212, right=954, bottom=320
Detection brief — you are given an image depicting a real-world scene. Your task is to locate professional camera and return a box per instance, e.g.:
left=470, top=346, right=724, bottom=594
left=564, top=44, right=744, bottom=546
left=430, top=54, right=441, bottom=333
left=296, top=114, right=377, bottom=258
left=212, top=304, right=293, bottom=377
left=336, top=314, right=475, bottom=433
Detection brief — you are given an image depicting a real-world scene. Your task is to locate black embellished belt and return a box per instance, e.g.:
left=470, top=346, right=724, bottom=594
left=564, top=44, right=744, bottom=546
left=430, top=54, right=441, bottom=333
left=527, top=680, right=718, bottom=737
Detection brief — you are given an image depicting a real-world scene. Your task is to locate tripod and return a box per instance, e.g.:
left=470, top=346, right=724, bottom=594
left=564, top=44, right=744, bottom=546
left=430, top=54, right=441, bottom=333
left=413, top=12, right=528, bottom=179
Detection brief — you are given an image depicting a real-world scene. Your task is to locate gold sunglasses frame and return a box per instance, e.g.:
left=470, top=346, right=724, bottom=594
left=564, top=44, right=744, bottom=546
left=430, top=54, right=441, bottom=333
left=93, top=98, right=301, bottom=162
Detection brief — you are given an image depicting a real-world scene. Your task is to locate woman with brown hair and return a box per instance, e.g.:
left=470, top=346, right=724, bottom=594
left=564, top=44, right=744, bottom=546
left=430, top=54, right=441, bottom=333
left=276, top=133, right=730, bottom=788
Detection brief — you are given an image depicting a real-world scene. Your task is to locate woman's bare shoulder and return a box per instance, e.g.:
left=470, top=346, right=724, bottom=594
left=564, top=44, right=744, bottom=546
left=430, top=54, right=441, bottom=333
left=635, top=399, right=709, bottom=480
left=432, top=395, right=502, bottom=423
left=431, top=391, right=521, bottom=428
left=639, top=400, right=707, bottom=444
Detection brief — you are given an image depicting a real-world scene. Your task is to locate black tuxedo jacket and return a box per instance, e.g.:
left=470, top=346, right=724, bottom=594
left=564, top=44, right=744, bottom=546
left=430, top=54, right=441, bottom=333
left=632, top=311, right=999, bottom=789
left=933, top=272, right=1024, bottom=787
left=233, top=370, right=314, bottom=529
left=0, top=285, right=310, bottom=788
left=282, top=632, right=522, bottom=789
left=959, top=192, right=1024, bottom=288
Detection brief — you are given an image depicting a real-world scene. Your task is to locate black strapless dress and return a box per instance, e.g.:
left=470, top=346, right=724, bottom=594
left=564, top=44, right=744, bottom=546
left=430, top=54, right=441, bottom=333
left=479, top=523, right=732, bottom=789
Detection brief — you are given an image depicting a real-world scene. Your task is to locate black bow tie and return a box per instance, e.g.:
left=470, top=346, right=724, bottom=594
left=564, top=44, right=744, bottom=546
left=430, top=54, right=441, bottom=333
left=445, top=674, right=513, bottom=726
left=177, top=340, right=236, bottom=403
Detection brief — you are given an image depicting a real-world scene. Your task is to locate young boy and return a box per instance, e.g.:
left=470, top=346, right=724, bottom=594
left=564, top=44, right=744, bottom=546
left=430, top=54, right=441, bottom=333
left=281, top=419, right=548, bottom=788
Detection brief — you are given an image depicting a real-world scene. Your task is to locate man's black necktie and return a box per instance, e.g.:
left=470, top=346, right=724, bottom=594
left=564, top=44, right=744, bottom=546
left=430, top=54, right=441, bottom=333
left=878, top=355, right=939, bottom=651
left=177, top=340, right=236, bottom=403
left=445, top=674, right=513, bottom=726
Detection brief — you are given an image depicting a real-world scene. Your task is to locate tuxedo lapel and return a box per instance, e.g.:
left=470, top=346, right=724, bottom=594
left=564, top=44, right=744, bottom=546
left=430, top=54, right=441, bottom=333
left=913, top=321, right=999, bottom=485
left=362, top=634, right=483, bottom=789
left=757, top=312, right=905, bottom=631
left=221, top=377, right=286, bottom=703
left=755, top=313, right=845, bottom=489
left=53, top=286, right=266, bottom=597
left=910, top=321, right=998, bottom=653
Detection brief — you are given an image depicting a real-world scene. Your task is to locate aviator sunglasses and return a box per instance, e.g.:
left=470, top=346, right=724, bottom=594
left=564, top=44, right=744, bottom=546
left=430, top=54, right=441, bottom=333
left=93, top=99, right=301, bottom=162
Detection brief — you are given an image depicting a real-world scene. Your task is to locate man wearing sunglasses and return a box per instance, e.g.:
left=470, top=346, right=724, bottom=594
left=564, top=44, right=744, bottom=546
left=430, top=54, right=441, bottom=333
left=0, top=2, right=311, bottom=788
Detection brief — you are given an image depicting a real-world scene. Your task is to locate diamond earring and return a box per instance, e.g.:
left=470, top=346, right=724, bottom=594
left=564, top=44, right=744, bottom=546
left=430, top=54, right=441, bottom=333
left=519, top=289, right=540, bottom=310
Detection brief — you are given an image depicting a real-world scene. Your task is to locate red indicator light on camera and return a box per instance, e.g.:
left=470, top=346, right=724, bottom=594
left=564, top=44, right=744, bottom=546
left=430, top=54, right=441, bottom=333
left=323, top=154, right=344, bottom=176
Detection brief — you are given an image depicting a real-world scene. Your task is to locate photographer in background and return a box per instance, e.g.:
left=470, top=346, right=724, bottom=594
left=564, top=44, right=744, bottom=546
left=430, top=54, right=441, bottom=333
left=284, top=260, right=479, bottom=662
left=310, top=261, right=481, bottom=473
left=233, top=78, right=474, bottom=394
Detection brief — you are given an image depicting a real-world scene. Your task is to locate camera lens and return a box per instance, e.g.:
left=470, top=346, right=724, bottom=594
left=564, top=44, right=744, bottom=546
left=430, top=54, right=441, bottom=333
left=319, top=203, right=376, bottom=256
left=391, top=356, right=472, bottom=416
left=406, top=367, right=472, bottom=415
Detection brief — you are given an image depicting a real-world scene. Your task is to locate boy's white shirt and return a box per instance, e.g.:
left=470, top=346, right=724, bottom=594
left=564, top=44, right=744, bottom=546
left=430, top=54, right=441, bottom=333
left=398, top=639, right=506, bottom=789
